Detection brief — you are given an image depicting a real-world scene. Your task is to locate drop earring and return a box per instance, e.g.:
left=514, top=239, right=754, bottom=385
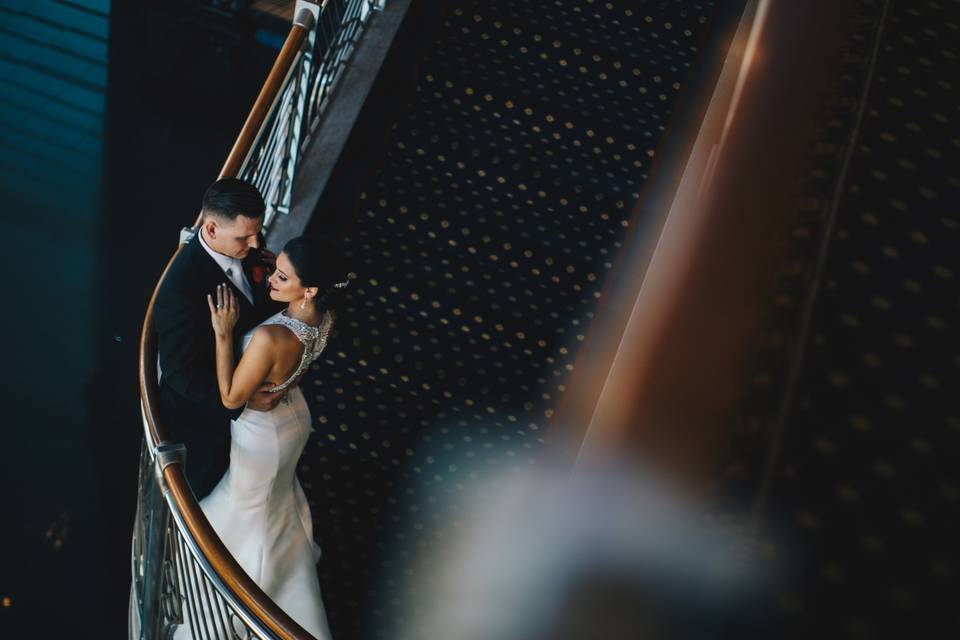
left=300, top=297, right=307, bottom=310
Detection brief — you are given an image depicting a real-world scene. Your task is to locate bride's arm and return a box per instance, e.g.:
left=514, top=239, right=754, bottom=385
left=209, top=284, right=276, bottom=410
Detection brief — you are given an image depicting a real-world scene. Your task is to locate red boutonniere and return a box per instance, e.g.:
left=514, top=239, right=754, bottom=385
left=251, top=264, right=267, bottom=284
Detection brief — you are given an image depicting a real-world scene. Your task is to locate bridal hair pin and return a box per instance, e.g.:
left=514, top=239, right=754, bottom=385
left=333, top=275, right=351, bottom=289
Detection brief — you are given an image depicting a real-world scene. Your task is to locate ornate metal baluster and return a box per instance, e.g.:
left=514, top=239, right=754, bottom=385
left=209, top=577, right=235, bottom=639
left=176, top=534, right=205, bottom=639
left=197, top=567, right=228, bottom=639
left=158, top=521, right=182, bottom=636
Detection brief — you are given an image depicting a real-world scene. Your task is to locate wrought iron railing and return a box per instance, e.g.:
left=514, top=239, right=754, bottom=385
left=130, top=2, right=385, bottom=638
left=237, top=0, right=385, bottom=230
left=305, top=0, right=383, bottom=134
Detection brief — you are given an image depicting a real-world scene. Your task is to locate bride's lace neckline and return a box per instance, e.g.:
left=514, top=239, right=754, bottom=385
left=280, top=309, right=323, bottom=331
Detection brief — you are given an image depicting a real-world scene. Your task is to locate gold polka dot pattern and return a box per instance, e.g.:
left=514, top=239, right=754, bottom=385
left=722, top=0, right=959, bottom=635
left=297, top=1, right=737, bottom=636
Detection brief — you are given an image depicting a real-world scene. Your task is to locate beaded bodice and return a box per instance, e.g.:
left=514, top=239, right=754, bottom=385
left=257, top=310, right=334, bottom=393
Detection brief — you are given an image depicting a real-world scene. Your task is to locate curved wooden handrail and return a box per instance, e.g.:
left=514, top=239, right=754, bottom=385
left=138, top=12, right=317, bottom=640
left=557, top=0, right=850, bottom=486
left=217, top=20, right=311, bottom=189
left=164, top=465, right=312, bottom=637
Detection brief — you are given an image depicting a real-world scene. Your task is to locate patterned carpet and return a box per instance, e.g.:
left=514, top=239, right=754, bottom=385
left=294, top=1, right=743, bottom=638
left=720, top=0, right=960, bottom=637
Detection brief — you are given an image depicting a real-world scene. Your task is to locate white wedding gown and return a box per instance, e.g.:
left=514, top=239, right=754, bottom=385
left=174, top=310, right=335, bottom=639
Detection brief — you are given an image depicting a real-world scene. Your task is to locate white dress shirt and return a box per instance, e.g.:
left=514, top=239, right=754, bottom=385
left=198, top=228, right=254, bottom=304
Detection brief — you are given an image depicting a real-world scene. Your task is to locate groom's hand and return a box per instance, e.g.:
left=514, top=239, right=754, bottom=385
left=258, top=248, right=277, bottom=271
left=246, top=383, right=285, bottom=412
left=251, top=248, right=277, bottom=286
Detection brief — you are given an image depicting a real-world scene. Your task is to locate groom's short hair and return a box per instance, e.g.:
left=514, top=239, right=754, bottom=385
left=201, top=178, right=266, bottom=221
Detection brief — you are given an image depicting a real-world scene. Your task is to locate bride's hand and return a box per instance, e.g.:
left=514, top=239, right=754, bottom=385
left=207, top=283, right=239, bottom=338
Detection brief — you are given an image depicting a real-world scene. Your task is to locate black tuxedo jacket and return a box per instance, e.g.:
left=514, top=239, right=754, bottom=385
left=154, top=233, right=281, bottom=498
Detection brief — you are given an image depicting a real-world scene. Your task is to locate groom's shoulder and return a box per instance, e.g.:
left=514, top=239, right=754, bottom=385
left=157, top=238, right=205, bottom=298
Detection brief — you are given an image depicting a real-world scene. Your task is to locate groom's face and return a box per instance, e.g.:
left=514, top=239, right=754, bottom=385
left=206, top=214, right=263, bottom=259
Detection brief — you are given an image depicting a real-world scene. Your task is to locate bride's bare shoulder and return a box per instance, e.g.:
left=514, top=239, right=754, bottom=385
left=249, top=324, right=300, bottom=352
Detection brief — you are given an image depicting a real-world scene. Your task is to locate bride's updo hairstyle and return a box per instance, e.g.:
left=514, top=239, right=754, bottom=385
left=282, top=236, right=351, bottom=312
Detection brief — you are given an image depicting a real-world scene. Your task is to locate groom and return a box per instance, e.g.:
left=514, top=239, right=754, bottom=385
left=155, top=178, right=284, bottom=498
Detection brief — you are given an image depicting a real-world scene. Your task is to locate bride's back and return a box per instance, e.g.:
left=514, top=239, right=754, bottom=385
left=254, top=324, right=307, bottom=388
left=243, top=310, right=334, bottom=392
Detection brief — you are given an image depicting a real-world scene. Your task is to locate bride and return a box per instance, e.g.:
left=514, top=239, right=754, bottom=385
left=179, top=235, right=347, bottom=639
